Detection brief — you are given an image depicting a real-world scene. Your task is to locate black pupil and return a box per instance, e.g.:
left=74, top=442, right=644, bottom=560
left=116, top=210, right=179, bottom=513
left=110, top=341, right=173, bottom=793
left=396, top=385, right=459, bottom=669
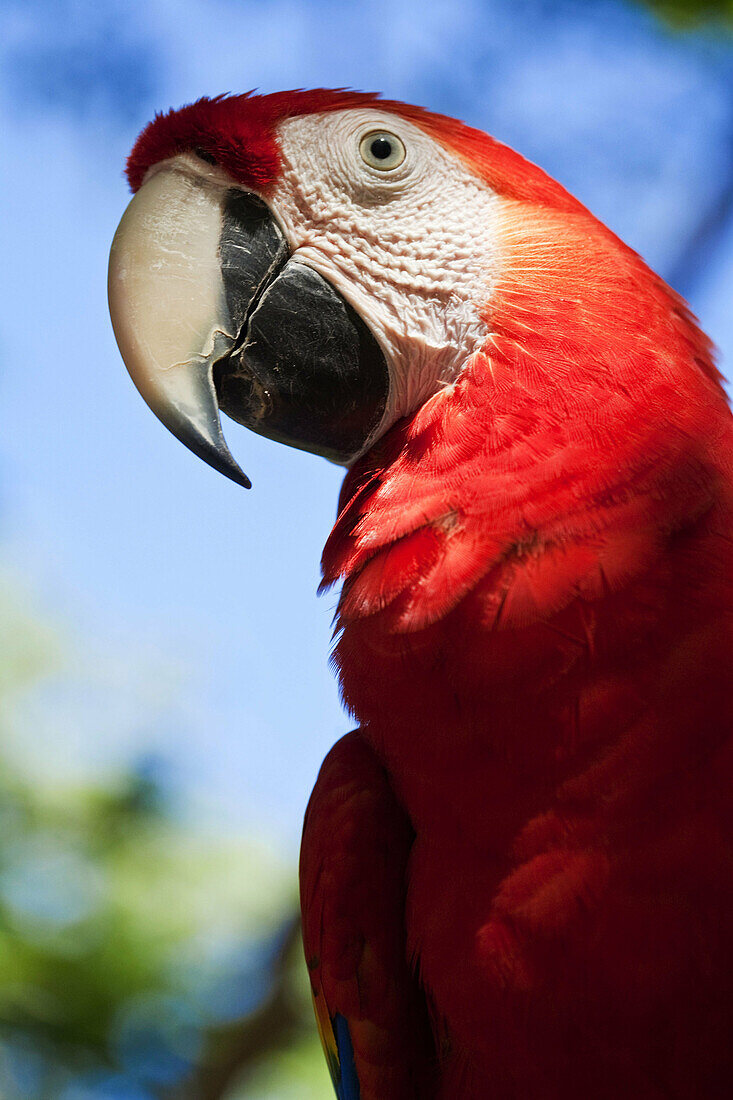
left=370, top=137, right=393, bottom=161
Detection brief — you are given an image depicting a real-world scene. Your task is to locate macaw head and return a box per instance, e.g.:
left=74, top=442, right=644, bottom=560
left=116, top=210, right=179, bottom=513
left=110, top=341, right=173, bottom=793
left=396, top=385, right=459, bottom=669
left=108, top=88, right=600, bottom=489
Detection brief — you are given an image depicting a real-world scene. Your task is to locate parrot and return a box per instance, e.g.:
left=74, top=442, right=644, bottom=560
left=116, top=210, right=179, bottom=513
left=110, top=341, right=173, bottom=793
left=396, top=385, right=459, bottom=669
left=108, top=89, right=733, bottom=1099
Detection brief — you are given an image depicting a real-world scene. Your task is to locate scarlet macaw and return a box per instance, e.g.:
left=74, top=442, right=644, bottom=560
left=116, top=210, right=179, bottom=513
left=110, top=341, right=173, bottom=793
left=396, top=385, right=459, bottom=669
left=109, top=90, right=733, bottom=1098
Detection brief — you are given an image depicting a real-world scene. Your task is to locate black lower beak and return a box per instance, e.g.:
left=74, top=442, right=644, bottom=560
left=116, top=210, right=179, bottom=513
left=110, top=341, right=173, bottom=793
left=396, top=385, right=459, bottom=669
left=215, top=258, right=389, bottom=465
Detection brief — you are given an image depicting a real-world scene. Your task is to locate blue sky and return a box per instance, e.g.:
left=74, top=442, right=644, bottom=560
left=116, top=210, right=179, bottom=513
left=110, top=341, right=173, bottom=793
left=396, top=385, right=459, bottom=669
left=1, top=0, right=732, bottom=855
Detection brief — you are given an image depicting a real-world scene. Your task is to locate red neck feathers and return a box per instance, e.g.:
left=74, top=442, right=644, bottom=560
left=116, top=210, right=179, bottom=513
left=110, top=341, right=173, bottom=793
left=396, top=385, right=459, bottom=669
left=322, top=196, right=733, bottom=843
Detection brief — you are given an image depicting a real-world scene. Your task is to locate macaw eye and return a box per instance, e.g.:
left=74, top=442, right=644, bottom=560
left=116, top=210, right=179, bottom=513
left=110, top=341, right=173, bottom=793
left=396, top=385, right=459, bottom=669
left=359, top=130, right=406, bottom=171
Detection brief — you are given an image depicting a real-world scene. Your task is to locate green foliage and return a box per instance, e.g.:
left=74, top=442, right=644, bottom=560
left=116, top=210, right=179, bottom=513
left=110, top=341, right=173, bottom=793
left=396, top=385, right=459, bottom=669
left=0, top=582, right=328, bottom=1099
left=638, top=0, right=733, bottom=28
left=232, top=1033, right=333, bottom=1100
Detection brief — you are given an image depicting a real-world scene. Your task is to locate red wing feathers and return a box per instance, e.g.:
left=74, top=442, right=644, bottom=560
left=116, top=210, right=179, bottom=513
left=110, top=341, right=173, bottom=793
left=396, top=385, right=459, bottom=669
left=300, top=732, right=436, bottom=1100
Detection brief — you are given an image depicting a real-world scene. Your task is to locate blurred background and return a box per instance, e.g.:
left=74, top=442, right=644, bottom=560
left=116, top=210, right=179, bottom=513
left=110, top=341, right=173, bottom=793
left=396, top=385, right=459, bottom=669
left=0, top=0, right=731, bottom=1096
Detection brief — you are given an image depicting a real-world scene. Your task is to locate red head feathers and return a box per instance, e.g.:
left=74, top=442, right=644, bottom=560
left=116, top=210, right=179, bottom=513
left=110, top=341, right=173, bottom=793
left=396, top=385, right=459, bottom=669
left=127, top=88, right=585, bottom=213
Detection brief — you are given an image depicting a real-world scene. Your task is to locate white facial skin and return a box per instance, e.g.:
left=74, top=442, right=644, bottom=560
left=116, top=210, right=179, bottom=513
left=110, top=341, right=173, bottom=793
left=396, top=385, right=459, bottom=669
left=268, top=109, right=503, bottom=447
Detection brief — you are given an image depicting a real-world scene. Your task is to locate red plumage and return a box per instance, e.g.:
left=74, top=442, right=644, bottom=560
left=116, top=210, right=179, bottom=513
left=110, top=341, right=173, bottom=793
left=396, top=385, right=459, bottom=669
left=318, top=140, right=733, bottom=1097
left=129, top=91, right=733, bottom=1097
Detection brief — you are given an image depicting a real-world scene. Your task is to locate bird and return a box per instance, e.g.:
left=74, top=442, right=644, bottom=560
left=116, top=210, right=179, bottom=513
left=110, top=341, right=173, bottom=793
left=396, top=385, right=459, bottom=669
left=108, top=89, right=733, bottom=1099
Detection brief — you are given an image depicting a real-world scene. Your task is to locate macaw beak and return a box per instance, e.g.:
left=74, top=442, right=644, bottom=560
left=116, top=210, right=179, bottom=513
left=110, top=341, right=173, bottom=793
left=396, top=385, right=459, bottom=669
left=108, top=160, right=389, bottom=489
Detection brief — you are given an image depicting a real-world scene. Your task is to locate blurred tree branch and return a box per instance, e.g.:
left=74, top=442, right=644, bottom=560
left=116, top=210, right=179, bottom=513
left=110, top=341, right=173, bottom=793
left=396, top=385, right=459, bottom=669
left=634, top=0, right=733, bottom=305
left=666, top=153, right=733, bottom=297
left=165, top=914, right=310, bottom=1100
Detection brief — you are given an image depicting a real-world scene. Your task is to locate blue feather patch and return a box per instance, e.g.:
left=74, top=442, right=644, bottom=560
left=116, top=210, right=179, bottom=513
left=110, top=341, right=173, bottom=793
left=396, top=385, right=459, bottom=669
left=333, top=1013, right=361, bottom=1100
